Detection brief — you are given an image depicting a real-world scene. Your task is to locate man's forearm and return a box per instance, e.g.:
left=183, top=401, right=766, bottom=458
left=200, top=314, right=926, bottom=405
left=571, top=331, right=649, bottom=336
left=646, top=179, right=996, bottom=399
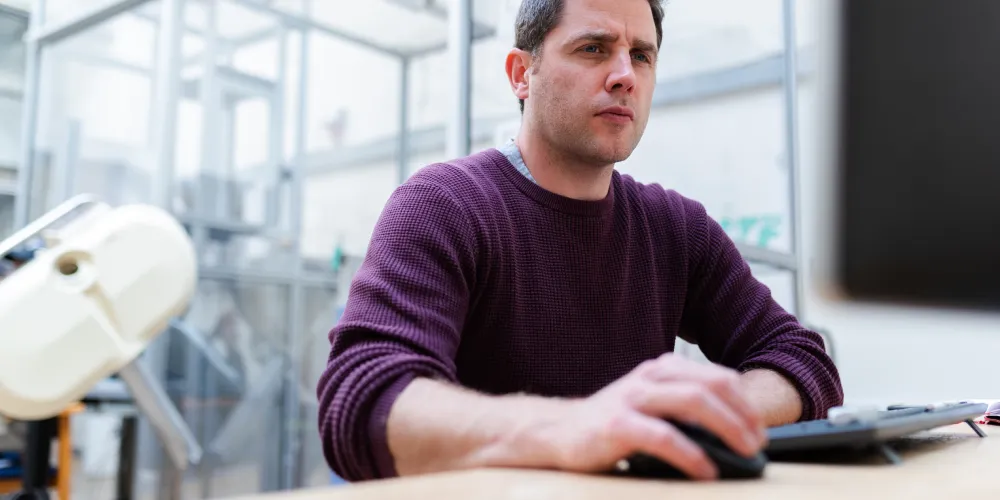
left=740, top=369, right=804, bottom=426
left=385, top=377, right=574, bottom=476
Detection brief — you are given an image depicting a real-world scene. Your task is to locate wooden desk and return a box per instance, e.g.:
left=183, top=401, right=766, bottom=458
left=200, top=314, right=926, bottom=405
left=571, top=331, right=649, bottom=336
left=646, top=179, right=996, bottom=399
left=236, top=424, right=996, bottom=499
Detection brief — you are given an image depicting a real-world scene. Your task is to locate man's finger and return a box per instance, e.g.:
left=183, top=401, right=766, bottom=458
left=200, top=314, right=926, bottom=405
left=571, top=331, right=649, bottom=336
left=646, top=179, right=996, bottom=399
left=630, top=381, right=762, bottom=457
left=644, top=358, right=765, bottom=439
left=614, top=412, right=717, bottom=480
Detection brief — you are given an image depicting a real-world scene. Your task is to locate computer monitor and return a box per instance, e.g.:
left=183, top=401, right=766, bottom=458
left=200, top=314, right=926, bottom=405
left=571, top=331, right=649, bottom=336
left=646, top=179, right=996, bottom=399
left=814, top=0, right=1000, bottom=311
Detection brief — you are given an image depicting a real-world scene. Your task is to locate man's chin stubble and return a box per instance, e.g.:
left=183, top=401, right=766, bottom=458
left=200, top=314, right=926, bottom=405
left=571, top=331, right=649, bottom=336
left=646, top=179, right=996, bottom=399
left=596, top=138, right=639, bottom=165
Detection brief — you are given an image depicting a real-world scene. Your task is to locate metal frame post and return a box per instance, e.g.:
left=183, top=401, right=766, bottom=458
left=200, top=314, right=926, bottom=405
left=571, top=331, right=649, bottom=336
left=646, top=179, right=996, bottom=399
left=14, top=0, right=45, bottom=229
left=781, top=0, right=805, bottom=318
left=150, top=0, right=184, bottom=210
left=447, top=0, right=472, bottom=159
left=198, top=0, right=222, bottom=221
left=185, top=5, right=220, bottom=484
left=397, top=57, right=410, bottom=185
left=52, top=119, right=80, bottom=208
left=230, top=0, right=402, bottom=58
left=31, top=0, right=154, bottom=46
left=281, top=2, right=311, bottom=488
left=141, top=1, right=186, bottom=498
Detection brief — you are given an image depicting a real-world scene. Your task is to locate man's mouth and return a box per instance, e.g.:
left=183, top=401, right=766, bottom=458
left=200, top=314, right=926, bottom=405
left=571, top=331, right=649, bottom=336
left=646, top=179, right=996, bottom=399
left=597, top=106, right=635, bottom=123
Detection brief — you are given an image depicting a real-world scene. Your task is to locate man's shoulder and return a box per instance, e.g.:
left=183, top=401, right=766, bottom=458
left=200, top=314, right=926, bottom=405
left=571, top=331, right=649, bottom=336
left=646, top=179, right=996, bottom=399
left=373, top=151, right=507, bottom=246
left=406, top=149, right=506, bottom=204
left=614, top=172, right=731, bottom=271
left=615, top=172, right=710, bottom=225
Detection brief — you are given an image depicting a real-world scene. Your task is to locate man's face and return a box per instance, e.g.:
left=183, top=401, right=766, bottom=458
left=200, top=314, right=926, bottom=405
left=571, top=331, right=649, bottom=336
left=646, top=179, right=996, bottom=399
left=522, top=0, right=658, bottom=167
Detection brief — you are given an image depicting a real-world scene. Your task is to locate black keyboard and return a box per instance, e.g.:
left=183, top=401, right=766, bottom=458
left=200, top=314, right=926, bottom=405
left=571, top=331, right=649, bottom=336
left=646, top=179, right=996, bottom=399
left=765, top=402, right=988, bottom=457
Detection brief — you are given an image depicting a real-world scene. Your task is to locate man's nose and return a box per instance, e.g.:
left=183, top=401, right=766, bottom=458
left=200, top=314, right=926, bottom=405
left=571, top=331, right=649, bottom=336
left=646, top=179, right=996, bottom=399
left=606, top=51, right=636, bottom=94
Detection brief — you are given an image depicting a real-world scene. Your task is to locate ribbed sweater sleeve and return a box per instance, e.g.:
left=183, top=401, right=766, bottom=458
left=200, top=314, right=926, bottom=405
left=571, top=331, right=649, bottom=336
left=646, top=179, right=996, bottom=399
left=316, top=179, right=477, bottom=482
left=678, top=196, right=844, bottom=421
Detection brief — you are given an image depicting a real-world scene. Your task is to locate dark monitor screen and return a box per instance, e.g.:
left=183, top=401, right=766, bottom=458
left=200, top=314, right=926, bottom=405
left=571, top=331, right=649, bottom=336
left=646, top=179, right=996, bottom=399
left=836, top=0, right=1000, bottom=310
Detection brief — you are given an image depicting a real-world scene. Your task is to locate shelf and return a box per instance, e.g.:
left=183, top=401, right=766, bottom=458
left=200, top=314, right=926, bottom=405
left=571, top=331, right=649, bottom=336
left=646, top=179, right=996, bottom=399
left=176, top=214, right=290, bottom=240
left=198, top=265, right=339, bottom=288
left=85, top=377, right=131, bottom=403
left=734, top=243, right=798, bottom=272
left=181, top=65, right=277, bottom=103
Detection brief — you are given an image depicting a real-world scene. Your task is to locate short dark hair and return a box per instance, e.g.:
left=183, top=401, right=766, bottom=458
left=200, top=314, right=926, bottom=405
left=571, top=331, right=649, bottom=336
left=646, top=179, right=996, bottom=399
left=513, top=0, right=665, bottom=113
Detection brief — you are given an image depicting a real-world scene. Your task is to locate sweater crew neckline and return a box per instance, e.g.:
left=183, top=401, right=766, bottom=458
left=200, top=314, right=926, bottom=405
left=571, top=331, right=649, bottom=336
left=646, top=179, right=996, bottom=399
left=483, top=148, right=616, bottom=218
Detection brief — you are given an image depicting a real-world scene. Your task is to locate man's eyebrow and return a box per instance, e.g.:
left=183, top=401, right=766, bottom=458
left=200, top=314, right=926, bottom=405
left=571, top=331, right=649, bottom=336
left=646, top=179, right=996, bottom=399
left=564, top=30, right=658, bottom=53
left=564, top=30, right=618, bottom=47
left=632, top=38, right=658, bottom=54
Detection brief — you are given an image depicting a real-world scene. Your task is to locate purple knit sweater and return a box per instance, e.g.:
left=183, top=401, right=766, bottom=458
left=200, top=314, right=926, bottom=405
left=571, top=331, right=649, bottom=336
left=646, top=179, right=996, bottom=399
left=317, top=148, right=843, bottom=482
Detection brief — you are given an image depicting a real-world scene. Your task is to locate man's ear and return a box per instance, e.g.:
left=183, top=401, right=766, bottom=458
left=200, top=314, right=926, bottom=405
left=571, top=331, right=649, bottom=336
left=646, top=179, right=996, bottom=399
left=506, top=48, right=532, bottom=102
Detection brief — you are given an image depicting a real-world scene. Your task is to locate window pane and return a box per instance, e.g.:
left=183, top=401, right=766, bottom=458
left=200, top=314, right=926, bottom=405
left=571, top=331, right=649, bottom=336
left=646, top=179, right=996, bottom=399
left=658, top=0, right=785, bottom=80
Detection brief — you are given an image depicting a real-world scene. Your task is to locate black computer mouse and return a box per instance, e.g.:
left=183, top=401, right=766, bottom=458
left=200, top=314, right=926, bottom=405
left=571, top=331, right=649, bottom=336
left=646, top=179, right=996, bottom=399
left=617, top=420, right=767, bottom=480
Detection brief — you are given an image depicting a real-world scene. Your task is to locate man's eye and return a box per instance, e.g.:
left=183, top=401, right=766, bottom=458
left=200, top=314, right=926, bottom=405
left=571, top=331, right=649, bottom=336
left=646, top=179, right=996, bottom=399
left=582, top=45, right=601, bottom=53
left=633, top=52, right=650, bottom=63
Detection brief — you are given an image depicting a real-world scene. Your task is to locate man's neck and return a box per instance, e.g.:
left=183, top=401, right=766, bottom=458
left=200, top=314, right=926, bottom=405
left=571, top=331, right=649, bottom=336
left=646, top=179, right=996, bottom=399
left=514, top=129, right=614, bottom=201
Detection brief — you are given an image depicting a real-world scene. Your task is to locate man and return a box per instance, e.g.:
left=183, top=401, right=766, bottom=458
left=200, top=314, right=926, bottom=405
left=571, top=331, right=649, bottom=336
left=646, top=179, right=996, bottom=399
left=317, top=0, right=843, bottom=483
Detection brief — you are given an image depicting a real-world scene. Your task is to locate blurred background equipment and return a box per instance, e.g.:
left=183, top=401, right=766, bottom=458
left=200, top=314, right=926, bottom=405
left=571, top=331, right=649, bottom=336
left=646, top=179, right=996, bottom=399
left=0, top=193, right=202, bottom=500
left=0, top=194, right=195, bottom=421
left=817, top=0, right=1000, bottom=312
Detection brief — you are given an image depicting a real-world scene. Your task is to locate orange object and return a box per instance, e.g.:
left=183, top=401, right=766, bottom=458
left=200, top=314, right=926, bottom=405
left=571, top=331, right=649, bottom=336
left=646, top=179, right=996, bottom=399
left=0, top=403, right=83, bottom=499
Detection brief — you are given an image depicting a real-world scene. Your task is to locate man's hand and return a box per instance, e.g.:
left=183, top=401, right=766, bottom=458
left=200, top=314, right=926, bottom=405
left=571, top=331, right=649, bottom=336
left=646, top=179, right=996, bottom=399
left=387, top=353, right=766, bottom=481
left=545, top=353, right=767, bottom=480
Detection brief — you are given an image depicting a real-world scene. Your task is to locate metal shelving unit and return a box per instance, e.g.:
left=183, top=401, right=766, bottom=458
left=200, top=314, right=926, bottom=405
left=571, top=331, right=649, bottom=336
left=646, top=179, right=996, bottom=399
left=11, top=0, right=332, bottom=494
left=10, top=0, right=491, bottom=497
